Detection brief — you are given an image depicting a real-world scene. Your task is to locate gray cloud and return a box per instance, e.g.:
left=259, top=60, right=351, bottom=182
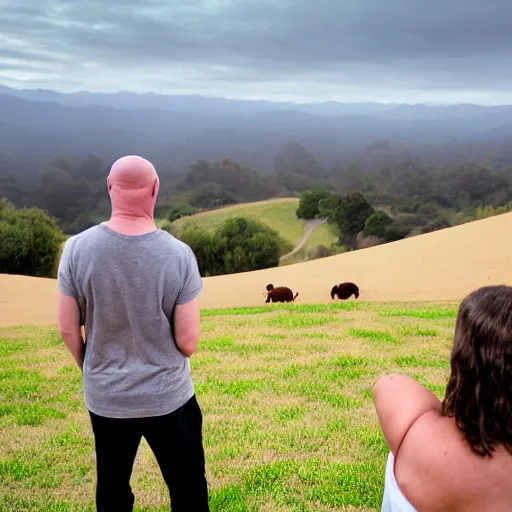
left=1, top=0, right=512, bottom=103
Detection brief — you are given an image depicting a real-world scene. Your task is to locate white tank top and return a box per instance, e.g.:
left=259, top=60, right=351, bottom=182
left=381, top=452, right=417, bottom=512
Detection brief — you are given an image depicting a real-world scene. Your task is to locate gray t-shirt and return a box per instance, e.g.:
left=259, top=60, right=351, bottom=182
left=57, top=224, right=203, bottom=419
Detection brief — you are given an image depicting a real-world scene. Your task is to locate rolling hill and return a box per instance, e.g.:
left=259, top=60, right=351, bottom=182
left=170, top=198, right=338, bottom=254
left=1, top=211, right=511, bottom=327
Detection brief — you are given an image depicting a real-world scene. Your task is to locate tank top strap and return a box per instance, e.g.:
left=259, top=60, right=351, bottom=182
left=380, top=452, right=417, bottom=512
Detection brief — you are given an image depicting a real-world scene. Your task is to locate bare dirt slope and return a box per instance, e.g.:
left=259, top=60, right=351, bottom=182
left=1, top=212, right=511, bottom=326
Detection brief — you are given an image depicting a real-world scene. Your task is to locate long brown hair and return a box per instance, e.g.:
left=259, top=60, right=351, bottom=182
left=442, top=285, right=512, bottom=457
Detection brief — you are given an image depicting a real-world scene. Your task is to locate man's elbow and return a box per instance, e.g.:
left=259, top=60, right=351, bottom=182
left=176, top=332, right=200, bottom=357
left=57, top=319, right=72, bottom=341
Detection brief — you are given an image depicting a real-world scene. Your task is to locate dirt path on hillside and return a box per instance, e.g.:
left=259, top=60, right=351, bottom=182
left=280, top=218, right=325, bottom=262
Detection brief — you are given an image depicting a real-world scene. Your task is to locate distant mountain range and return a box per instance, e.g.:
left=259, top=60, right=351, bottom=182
left=1, top=84, right=512, bottom=176
left=3, top=84, right=512, bottom=118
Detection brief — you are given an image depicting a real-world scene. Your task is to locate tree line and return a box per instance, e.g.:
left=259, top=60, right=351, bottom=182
left=2, top=144, right=512, bottom=278
left=3, top=146, right=512, bottom=238
left=0, top=199, right=287, bottom=279
left=297, top=190, right=409, bottom=250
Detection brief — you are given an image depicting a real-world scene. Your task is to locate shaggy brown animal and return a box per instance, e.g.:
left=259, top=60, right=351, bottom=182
left=265, top=284, right=299, bottom=303
left=331, top=282, right=359, bottom=300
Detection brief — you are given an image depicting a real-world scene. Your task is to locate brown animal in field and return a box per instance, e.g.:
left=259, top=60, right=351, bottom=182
left=331, top=282, right=359, bottom=300
left=265, top=284, right=299, bottom=303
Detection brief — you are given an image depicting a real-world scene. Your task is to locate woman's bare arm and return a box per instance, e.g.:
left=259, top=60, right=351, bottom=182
left=373, top=373, right=442, bottom=455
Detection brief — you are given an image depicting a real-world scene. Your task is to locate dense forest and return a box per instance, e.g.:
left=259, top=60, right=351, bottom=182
left=2, top=146, right=511, bottom=237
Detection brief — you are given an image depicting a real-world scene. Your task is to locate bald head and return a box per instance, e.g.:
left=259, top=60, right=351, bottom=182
left=108, top=155, right=158, bottom=188
left=107, top=155, right=160, bottom=220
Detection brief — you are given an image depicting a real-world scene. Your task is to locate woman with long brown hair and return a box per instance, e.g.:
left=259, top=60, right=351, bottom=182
left=374, top=285, right=512, bottom=511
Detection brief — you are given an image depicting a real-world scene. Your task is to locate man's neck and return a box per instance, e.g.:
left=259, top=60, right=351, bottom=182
left=103, top=215, right=157, bottom=236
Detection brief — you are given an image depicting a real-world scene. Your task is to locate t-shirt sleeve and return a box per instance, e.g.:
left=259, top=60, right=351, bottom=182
left=176, top=246, right=203, bottom=305
left=57, top=239, right=78, bottom=299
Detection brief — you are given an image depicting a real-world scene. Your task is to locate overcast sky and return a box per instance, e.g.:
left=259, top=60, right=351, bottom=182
left=1, top=0, right=512, bottom=104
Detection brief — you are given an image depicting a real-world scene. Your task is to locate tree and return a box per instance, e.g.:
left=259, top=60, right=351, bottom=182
left=174, top=217, right=284, bottom=277
left=166, top=202, right=199, bottom=222
left=0, top=175, right=35, bottom=208
left=178, top=225, right=223, bottom=277
left=0, top=199, right=64, bottom=277
left=420, top=217, right=451, bottom=234
left=65, top=211, right=109, bottom=235
left=187, top=183, right=237, bottom=209
left=273, top=143, right=324, bottom=178
left=74, top=155, right=104, bottom=183
left=318, top=193, right=343, bottom=223
left=455, top=190, right=472, bottom=213
left=38, top=167, right=97, bottom=222
left=214, top=217, right=282, bottom=274
left=323, top=192, right=374, bottom=249
left=339, top=160, right=365, bottom=191
left=296, top=190, right=332, bottom=220
left=363, top=211, right=393, bottom=238
left=381, top=223, right=410, bottom=242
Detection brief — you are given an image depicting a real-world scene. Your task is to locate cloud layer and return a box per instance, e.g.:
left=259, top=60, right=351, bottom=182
left=1, top=0, right=512, bottom=103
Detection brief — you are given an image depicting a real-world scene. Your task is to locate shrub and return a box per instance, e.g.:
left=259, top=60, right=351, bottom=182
left=420, top=217, right=451, bottom=234
left=296, top=190, right=333, bottom=220
left=166, top=202, right=199, bottom=222
left=363, top=211, right=393, bottom=238
left=173, top=223, right=223, bottom=277
left=382, top=223, right=410, bottom=241
left=0, top=199, right=65, bottom=278
left=156, top=218, right=176, bottom=235
left=306, top=244, right=332, bottom=261
left=475, top=202, right=512, bottom=220
left=417, top=202, right=441, bottom=220
left=175, top=216, right=284, bottom=277
left=214, top=217, right=282, bottom=274
left=393, top=198, right=422, bottom=214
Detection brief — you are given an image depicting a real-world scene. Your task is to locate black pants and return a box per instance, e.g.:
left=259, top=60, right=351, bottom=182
left=89, top=395, right=209, bottom=512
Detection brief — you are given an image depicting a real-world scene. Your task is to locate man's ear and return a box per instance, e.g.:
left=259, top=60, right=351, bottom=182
left=107, top=178, right=112, bottom=192
left=152, top=179, right=159, bottom=197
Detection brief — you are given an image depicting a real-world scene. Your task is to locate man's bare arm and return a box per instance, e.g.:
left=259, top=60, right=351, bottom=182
left=174, top=298, right=200, bottom=357
left=373, top=373, right=442, bottom=455
left=57, top=290, right=85, bottom=371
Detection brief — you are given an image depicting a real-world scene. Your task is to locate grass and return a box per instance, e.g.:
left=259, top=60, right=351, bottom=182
left=379, top=307, right=458, bottom=319
left=171, top=198, right=338, bottom=254
left=0, top=301, right=457, bottom=511
left=202, top=302, right=361, bottom=317
left=348, top=329, right=400, bottom=345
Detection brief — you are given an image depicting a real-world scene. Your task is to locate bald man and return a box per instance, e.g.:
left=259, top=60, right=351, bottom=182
left=57, top=155, right=209, bottom=511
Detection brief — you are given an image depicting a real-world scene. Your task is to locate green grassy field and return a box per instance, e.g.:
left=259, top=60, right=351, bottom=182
left=171, top=199, right=338, bottom=253
left=0, top=302, right=457, bottom=511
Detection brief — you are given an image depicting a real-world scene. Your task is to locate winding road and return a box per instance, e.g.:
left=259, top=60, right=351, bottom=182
left=279, top=218, right=326, bottom=262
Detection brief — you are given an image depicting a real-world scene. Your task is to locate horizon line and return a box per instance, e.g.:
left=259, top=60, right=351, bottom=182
left=2, top=83, right=512, bottom=109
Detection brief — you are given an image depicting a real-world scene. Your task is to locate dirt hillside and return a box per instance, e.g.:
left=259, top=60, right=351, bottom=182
left=1, top=212, right=511, bottom=326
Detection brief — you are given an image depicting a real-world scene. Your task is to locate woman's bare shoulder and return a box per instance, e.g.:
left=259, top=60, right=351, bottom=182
left=397, top=410, right=512, bottom=509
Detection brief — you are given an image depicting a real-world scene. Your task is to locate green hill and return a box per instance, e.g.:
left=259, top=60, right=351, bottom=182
left=167, top=198, right=338, bottom=257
